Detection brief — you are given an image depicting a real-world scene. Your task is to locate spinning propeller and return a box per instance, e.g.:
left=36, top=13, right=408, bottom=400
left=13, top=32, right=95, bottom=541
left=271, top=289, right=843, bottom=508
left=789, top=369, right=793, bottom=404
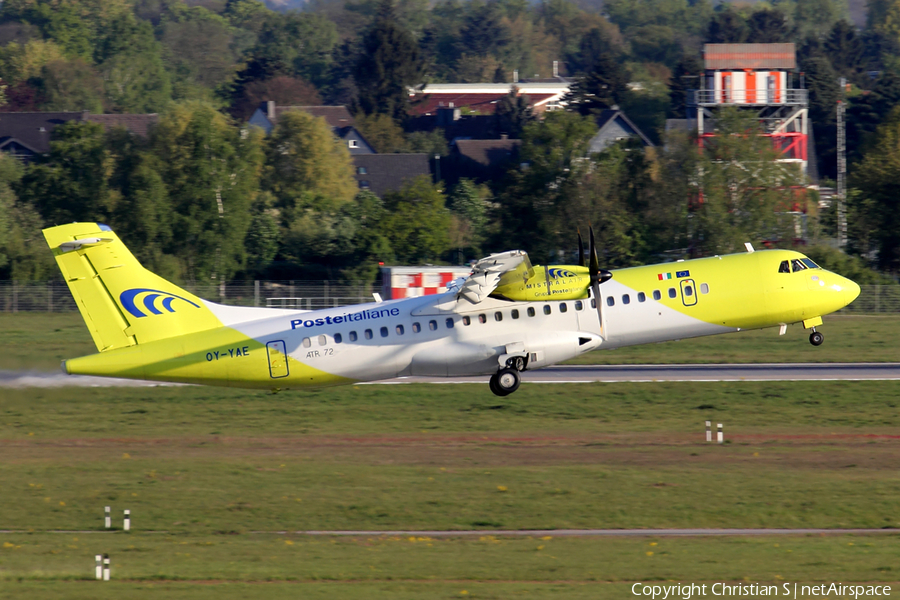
left=578, top=226, right=613, bottom=333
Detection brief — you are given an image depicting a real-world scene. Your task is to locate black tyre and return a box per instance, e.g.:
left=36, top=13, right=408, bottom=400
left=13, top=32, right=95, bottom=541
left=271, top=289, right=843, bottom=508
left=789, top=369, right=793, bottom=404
left=495, top=368, right=520, bottom=395
left=809, top=331, right=824, bottom=346
left=489, top=372, right=506, bottom=396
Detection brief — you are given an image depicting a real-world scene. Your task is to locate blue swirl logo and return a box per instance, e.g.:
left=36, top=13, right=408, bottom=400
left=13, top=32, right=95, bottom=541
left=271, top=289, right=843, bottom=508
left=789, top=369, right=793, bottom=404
left=119, top=288, right=200, bottom=318
left=548, top=268, right=577, bottom=279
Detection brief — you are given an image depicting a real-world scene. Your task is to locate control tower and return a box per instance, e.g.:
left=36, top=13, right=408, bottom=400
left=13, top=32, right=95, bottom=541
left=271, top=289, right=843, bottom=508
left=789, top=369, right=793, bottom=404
left=689, top=43, right=810, bottom=176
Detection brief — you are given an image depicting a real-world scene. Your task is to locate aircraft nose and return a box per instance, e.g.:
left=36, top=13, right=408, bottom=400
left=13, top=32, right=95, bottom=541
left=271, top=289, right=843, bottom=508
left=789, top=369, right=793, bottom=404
left=844, top=278, right=861, bottom=307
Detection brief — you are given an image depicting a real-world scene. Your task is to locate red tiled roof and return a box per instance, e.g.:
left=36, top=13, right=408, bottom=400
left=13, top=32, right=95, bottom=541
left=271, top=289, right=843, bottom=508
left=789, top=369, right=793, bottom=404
left=410, top=93, right=556, bottom=116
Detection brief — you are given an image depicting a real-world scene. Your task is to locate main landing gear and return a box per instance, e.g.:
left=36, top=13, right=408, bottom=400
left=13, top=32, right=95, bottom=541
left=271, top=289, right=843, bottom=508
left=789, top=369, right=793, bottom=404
left=809, top=329, right=824, bottom=346
left=489, top=357, right=525, bottom=397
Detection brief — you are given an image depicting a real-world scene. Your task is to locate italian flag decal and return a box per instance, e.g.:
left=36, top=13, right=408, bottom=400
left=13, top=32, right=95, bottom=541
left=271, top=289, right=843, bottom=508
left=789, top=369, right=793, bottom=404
left=657, top=272, right=672, bottom=280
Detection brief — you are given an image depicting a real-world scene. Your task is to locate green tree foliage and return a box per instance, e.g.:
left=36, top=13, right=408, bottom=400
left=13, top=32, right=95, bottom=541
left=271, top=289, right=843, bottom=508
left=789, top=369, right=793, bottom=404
left=494, top=86, right=535, bottom=138
left=0, top=153, right=53, bottom=280
left=380, top=176, right=451, bottom=264
left=263, top=110, right=358, bottom=219
left=668, top=52, right=703, bottom=118
left=150, top=102, right=265, bottom=282
left=448, top=177, right=490, bottom=261
left=17, top=121, right=116, bottom=225
left=38, top=58, right=104, bottom=112
left=99, top=19, right=171, bottom=113
left=823, top=21, right=869, bottom=85
left=354, top=0, right=423, bottom=120
left=851, top=109, right=900, bottom=272
left=746, top=8, right=792, bottom=43
left=565, top=50, right=628, bottom=115
left=161, top=14, right=238, bottom=100
left=706, top=7, right=748, bottom=43
left=802, top=54, right=840, bottom=179
left=355, top=113, right=408, bottom=153
left=689, top=108, right=805, bottom=255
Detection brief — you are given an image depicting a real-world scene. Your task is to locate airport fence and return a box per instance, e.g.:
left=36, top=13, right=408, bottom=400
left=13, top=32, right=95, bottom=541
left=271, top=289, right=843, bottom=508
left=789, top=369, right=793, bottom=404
left=0, top=280, right=377, bottom=312
left=0, top=282, right=897, bottom=313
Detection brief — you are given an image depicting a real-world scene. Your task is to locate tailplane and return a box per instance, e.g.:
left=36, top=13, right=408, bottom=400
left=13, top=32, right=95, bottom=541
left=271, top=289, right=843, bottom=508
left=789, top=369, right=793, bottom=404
left=43, top=223, right=223, bottom=352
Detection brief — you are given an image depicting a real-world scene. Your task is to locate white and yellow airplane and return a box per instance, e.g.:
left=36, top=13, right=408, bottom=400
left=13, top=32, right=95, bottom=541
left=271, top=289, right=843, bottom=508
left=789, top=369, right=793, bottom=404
left=44, top=222, right=860, bottom=396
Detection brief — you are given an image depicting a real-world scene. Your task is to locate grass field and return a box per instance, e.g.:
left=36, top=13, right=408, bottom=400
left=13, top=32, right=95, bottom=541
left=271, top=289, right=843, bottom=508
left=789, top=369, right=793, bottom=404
left=0, top=313, right=898, bottom=371
left=1, top=381, right=899, bottom=596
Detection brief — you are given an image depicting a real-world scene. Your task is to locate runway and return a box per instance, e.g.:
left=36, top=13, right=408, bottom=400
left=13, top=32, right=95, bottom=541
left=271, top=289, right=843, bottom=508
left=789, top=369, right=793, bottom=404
left=3, top=363, right=900, bottom=387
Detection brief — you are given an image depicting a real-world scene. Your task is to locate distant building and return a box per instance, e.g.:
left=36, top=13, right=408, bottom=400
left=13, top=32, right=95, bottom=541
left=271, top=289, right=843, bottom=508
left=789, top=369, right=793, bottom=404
left=247, top=102, right=375, bottom=154
left=408, top=82, right=570, bottom=117
left=353, top=154, right=432, bottom=197
left=447, top=136, right=522, bottom=185
left=588, top=109, right=655, bottom=154
left=0, top=111, right=158, bottom=161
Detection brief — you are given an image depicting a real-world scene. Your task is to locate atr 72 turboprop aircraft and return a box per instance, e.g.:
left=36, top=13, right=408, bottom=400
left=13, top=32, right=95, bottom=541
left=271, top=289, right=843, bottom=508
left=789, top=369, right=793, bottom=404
left=44, top=222, right=860, bottom=396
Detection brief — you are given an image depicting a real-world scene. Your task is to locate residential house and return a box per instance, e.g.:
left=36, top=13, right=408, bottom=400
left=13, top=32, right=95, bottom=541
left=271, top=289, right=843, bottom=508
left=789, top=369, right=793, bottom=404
left=247, top=101, right=375, bottom=154
left=446, top=136, right=521, bottom=186
left=587, top=109, right=654, bottom=154
left=353, top=154, right=432, bottom=197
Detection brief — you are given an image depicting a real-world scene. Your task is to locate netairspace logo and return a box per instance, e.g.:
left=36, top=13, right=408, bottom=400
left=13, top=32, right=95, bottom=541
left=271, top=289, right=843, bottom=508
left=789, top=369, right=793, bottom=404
left=632, top=583, right=892, bottom=600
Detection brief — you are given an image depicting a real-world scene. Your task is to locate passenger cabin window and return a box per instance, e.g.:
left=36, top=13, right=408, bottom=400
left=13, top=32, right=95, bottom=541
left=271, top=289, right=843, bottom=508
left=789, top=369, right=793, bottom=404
left=334, top=333, right=343, bottom=344
left=446, top=318, right=454, bottom=328
left=396, top=325, right=404, bottom=335
left=302, top=337, right=311, bottom=348
left=318, top=335, right=327, bottom=346
left=638, top=292, right=646, bottom=302
left=543, top=305, right=551, bottom=315
left=527, top=307, right=536, bottom=317
left=462, top=316, right=471, bottom=326
left=779, top=260, right=790, bottom=273
left=478, top=314, right=487, bottom=323
left=511, top=309, right=520, bottom=319
left=653, top=290, right=661, bottom=300
left=606, top=296, right=615, bottom=307
left=495, top=311, right=503, bottom=322
left=412, top=322, right=421, bottom=333
left=380, top=326, right=388, bottom=338
left=668, top=288, right=677, bottom=299
left=560, top=303, right=568, bottom=313
left=349, top=331, right=358, bottom=342
left=429, top=320, right=438, bottom=331
left=575, top=300, right=583, bottom=311
left=622, top=294, right=630, bottom=305
left=364, top=329, right=373, bottom=340
left=791, top=259, right=808, bottom=272
left=700, top=283, right=709, bottom=294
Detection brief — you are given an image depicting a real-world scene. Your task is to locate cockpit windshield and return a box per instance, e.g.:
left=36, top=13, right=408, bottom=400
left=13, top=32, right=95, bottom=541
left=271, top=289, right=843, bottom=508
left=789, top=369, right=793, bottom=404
left=778, top=257, right=821, bottom=273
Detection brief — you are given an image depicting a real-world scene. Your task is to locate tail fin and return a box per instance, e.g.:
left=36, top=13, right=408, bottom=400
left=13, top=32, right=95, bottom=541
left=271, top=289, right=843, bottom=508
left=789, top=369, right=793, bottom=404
left=43, top=223, right=223, bottom=352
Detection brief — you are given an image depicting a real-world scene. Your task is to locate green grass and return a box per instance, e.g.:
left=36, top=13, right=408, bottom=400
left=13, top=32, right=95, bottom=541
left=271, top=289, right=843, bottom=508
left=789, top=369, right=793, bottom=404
left=1, top=313, right=898, bottom=371
left=3, top=380, right=899, bottom=595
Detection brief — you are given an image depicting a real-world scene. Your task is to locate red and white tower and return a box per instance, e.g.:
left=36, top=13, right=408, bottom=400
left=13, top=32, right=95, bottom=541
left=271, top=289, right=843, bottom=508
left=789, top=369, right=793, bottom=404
left=690, top=43, right=809, bottom=175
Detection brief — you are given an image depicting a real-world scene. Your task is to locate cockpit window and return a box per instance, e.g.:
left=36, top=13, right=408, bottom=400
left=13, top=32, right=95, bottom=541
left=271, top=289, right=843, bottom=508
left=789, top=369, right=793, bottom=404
left=791, top=259, right=807, bottom=272
left=801, top=258, right=819, bottom=269
left=778, top=260, right=790, bottom=273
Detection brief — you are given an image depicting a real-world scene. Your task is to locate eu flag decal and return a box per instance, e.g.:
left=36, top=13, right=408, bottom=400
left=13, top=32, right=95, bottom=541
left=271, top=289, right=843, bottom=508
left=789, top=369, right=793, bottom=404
left=657, top=272, right=672, bottom=280
left=676, top=270, right=690, bottom=278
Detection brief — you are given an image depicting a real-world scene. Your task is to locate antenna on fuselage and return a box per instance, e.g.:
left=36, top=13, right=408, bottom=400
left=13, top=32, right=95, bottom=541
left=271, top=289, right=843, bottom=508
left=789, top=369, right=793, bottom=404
left=744, top=242, right=755, bottom=253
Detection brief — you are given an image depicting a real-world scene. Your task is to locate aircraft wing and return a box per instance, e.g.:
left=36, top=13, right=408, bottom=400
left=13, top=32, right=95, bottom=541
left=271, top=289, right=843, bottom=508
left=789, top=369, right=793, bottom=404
left=455, top=250, right=533, bottom=304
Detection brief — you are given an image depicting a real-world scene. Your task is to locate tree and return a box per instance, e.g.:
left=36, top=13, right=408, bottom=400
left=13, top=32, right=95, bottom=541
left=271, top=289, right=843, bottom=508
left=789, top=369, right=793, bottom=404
left=802, top=54, right=839, bottom=179
left=263, top=110, right=358, bottom=220
left=706, top=8, right=748, bottom=44
left=150, top=102, right=265, bottom=282
left=354, top=0, right=424, bottom=120
left=37, top=58, right=104, bottom=112
left=355, top=112, right=408, bottom=153
left=494, top=86, right=535, bottom=138
left=823, top=20, right=869, bottom=84
left=232, top=76, right=322, bottom=120
left=448, top=177, right=490, bottom=262
left=380, top=176, right=451, bottom=263
left=851, top=109, right=900, bottom=273
left=668, top=52, right=703, bottom=118
left=161, top=15, right=239, bottom=97
left=746, top=8, right=792, bottom=43
left=564, top=50, right=628, bottom=115
left=99, top=20, right=172, bottom=113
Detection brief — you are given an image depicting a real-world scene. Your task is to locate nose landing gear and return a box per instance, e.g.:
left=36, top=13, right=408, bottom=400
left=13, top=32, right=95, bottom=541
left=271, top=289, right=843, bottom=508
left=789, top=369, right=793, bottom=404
left=809, top=329, right=824, bottom=346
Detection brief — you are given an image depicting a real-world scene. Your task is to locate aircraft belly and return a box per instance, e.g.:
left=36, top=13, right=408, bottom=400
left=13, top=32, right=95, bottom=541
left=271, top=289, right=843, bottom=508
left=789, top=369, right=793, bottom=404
left=410, top=341, right=499, bottom=376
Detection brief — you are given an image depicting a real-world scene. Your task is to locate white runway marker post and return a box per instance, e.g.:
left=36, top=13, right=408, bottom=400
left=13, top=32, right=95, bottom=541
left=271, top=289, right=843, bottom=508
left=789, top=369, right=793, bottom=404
left=103, top=554, right=110, bottom=581
left=717, top=423, right=724, bottom=444
left=95, top=554, right=102, bottom=580
left=104, top=506, right=111, bottom=529
left=705, top=420, right=711, bottom=442
left=124, top=509, right=130, bottom=531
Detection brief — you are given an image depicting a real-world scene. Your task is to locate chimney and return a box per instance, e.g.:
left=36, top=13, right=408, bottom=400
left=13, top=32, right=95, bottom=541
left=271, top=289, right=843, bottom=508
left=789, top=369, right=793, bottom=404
left=266, top=101, right=276, bottom=120
left=553, top=61, right=559, bottom=78
left=513, top=69, right=519, bottom=83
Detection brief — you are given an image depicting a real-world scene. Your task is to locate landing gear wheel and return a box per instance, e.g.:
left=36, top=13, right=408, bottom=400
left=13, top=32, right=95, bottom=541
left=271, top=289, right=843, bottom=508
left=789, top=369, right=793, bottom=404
left=809, top=331, right=824, bottom=346
left=489, top=368, right=520, bottom=397
left=506, top=356, right=526, bottom=371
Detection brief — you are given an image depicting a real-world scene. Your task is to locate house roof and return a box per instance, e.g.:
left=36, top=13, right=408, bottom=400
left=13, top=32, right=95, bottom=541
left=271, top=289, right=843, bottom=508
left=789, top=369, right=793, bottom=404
left=595, top=109, right=655, bottom=147
left=703, top=43, right=796, bottom=70
left=274, top=105, right=356, bottom=129
left=454, top=138, right=521, bottom=166
left=0, top=111, right=85, bottom=154
left=410, top=93, right=557, bottom=116
left=85, top=113, right=158, bottom=137
left=352, top=154, right=431, bottom=197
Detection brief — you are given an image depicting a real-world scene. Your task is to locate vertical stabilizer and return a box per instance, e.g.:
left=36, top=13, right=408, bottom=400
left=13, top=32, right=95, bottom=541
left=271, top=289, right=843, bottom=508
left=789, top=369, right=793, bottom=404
left=43, top=223, right=223, bottom=352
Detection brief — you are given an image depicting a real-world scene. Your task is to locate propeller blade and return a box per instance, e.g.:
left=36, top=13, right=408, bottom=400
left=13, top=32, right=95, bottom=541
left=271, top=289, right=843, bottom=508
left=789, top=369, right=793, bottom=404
left=577, top=229, right=585, bottom=268
left=588, top=226, right=600, bottom=279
